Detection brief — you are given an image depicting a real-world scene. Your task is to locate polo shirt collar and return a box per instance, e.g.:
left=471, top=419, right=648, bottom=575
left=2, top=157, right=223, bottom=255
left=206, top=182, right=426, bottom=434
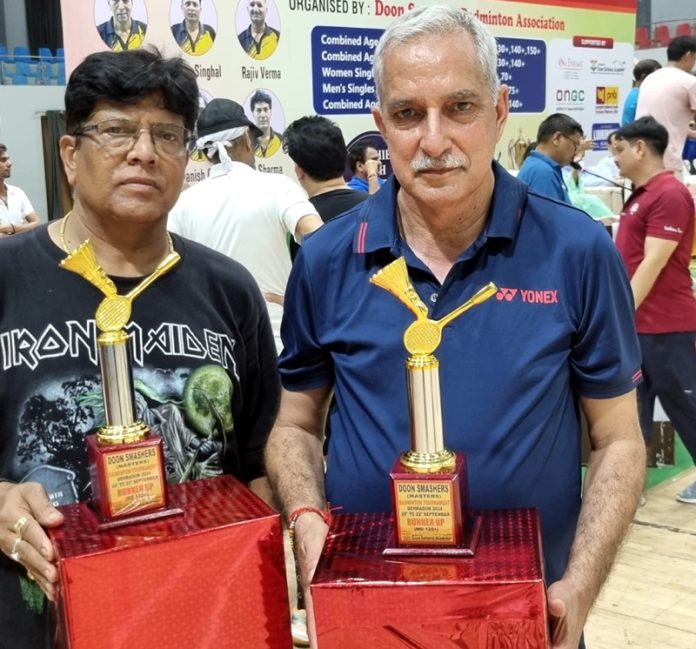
left=632, top=170, right=674, bottom=197
left=353, top=160, right=527, bottom=255
left=528, top=150, right=562, bottom=171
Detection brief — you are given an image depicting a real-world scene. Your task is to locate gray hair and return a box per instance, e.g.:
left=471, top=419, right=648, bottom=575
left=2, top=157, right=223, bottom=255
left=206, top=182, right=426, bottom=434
left=373, top=5, right=500, bottom=105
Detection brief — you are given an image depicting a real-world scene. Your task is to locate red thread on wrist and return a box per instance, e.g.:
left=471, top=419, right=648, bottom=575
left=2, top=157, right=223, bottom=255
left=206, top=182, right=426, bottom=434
left=287, top=505, right=332, bottom=533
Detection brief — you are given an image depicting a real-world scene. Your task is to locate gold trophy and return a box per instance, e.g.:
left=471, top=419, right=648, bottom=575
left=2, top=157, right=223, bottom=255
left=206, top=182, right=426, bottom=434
left=60, top=240, right=182, bottom=527
left=370, top=257, right=497, bottom=555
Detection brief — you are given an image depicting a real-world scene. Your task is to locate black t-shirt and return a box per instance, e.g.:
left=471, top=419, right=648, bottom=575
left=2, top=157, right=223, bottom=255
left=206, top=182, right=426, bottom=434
left=290, top=187, right=368, bottom=260
left=0, top=226, right=279, bottom=648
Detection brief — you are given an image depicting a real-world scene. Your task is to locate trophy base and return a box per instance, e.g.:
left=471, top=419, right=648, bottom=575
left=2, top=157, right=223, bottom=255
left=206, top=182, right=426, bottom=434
left=383, top=513, right=483, bottom=556
left=389, top=451, right=469, bottom=549
left=83, top=501, right=185, bottom=532
left=86, top=432, right=178, bottom=526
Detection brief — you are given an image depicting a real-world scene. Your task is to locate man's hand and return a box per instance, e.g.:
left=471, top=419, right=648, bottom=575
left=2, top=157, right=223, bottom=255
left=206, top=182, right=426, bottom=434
left=0, top=482, right=64, bottom=601
left=547, top=578, right=590, bottom=649
left=293, top=512, right=330, bottom=649
left=364, top=158, right=381, bottom=178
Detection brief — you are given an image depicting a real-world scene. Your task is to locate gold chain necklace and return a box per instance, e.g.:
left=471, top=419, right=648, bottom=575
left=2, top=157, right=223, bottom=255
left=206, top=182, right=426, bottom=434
left=59, top=210, right=174, bottom=255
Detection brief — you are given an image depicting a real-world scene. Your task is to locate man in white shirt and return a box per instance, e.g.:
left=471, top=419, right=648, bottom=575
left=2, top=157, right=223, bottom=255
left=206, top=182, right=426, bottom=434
left=0, top=144, right=41, bottom=237
left=636, top=35, right=696, bottom=177
left=168, top=99, right=322, bottom=352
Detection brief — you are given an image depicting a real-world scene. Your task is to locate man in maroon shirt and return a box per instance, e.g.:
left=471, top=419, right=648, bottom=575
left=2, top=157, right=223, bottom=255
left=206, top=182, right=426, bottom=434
left=614, top=116, right=696, bottom=504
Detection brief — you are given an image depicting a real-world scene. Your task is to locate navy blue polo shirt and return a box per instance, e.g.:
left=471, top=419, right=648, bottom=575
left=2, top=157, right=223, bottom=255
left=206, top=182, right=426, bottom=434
left=518, top=150, right=572, bottom=204
left=279, top=162, right=640, bottom=584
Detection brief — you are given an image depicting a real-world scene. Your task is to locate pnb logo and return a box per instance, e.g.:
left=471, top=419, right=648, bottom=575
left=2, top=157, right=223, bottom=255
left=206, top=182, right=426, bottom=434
left=596, top=86, right=619, bottom=106
left=496, top=288, right=559, bottom=304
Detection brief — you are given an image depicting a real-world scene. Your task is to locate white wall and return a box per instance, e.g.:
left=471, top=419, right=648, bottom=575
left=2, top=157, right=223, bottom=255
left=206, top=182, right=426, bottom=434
left=1, top=0, right=29, bottom=51
left=634, top=46, right=668, bottom=65
left=0, top=85, right=66, bottom=222
left=650, top=0, right=695, bottom=25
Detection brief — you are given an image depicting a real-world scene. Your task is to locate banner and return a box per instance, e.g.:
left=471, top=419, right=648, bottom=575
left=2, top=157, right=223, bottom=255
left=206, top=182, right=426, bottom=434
left=60, top=0, right=637, bottom=181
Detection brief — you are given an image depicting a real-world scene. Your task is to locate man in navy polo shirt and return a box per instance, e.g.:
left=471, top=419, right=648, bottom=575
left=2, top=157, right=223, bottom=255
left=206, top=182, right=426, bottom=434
left=266, top=7, right=645, bottom=648
left=614, top=116, right=696, bottom=505
left=518, top=113, right=584, bottom=203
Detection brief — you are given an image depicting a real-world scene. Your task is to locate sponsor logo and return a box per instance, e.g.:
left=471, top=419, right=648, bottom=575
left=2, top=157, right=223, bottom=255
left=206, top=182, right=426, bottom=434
left=555, top=88, right=585, bottom=111
left=496, top=288, right=559, bottom=304
left=496, top=288, right=518, bottom=301
left=589, top=60, right=627, bottom=75
left=596, top=86, right=619, bottom=106
left=557, top=57, right=583, bottom=70
left=556, top=88, right=585, bottom=104
left=664, top=225, right=684, bottom=234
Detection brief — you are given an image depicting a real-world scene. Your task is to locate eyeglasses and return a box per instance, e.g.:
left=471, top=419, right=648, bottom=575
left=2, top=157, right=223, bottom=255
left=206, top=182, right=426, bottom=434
left=72, top=119, right=193, bottom=157
left=560, top=133, right=582, bottom=153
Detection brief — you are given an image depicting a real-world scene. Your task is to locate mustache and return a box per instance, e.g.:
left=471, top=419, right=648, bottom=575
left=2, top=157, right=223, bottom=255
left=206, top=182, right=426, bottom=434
left=411, top=154, right=466, bottom=172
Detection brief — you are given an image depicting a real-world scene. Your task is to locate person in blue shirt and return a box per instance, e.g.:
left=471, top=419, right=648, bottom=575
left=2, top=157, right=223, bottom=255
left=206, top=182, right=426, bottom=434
left=266, top=7, right=645, bottom=649
left=347, top=141, right=386, bottom=194
left=518, top=113, right=583, bottom=203
left=621, top=59, right=662, bottom=126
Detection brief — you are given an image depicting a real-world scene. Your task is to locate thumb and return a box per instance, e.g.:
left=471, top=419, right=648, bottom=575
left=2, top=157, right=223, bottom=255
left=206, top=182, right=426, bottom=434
left=547, top=594, right=567, bottom=619
left=23, top=484, right=64, bottom=528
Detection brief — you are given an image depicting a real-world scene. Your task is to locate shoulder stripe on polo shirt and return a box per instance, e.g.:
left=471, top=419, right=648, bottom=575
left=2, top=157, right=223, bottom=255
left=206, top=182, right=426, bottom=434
left=632, top=369, right=643, bottom=384
left=357, top=221, right=368, bottom=254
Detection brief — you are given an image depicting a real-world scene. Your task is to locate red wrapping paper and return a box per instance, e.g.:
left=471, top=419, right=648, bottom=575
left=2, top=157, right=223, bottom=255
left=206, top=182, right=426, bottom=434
left=312, top=509, right=549, bottom=648
left=50, top=475, right=292, bottom=649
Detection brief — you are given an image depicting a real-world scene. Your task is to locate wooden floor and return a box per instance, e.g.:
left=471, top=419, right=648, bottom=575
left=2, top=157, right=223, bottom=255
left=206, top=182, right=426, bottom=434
left=585, top=467, right=696, bottom=649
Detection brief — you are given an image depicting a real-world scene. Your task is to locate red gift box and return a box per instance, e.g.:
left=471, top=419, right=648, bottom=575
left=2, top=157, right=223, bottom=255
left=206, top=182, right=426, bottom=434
left=311, top=509, right=549, bottom=648
left=50, top=475, right=292, bottom=649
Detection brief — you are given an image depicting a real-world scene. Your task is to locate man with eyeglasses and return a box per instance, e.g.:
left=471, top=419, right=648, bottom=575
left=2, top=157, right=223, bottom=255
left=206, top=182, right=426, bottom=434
left=0, top=48, right=280, bottom=648
left=97, top=0, right=147, bottom=52
left=518, top=112, right=584, bottom=204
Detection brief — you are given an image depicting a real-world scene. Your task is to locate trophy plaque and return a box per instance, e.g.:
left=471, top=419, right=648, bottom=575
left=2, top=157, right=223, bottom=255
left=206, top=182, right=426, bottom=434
left=60, top=240, right=183, bottom=528
left=370, top=257, right=497, bottom=555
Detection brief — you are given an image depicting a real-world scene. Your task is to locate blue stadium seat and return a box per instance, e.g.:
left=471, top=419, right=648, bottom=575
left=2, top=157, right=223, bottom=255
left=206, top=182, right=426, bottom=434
left=54, top=47, right=64, bottom=63
left=1, top=61, right=16, bottom=77
left=12, top=74, right=29, bottom=85
left=16, top=60, right=39, bottom=79
left=0, top=45, right=8, bottom=62
left=13, top=46, right=31, bottom=63
left=38, top=47, right=53, bottom=60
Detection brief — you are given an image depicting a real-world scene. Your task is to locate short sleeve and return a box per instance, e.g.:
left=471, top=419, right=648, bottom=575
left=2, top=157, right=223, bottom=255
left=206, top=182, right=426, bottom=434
left=278, top=248, right=334, bottom=390
left=274, top=176, right=319, bottom=242
left=644, top=188, right=695, bottom=242
left=570, top=231, right=642, bottom=398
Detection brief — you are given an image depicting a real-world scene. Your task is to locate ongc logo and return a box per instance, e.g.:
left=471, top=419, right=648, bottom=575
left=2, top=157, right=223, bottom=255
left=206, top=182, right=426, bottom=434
left=556, top=88, right=585, bottom=104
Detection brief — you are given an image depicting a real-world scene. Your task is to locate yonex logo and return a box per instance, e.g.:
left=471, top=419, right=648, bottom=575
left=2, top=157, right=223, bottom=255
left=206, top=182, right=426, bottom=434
left=496, top=288, right=518, bottom=301
left=496, top=288, right=559, bottom=304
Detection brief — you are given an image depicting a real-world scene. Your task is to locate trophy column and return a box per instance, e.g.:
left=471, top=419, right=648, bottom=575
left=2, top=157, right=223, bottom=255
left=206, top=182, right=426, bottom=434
left=85, top=329, right=168, bottom=522
left=370, top=257, right=496, bottom=555
left=61, top=240, right=181, bottom=526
